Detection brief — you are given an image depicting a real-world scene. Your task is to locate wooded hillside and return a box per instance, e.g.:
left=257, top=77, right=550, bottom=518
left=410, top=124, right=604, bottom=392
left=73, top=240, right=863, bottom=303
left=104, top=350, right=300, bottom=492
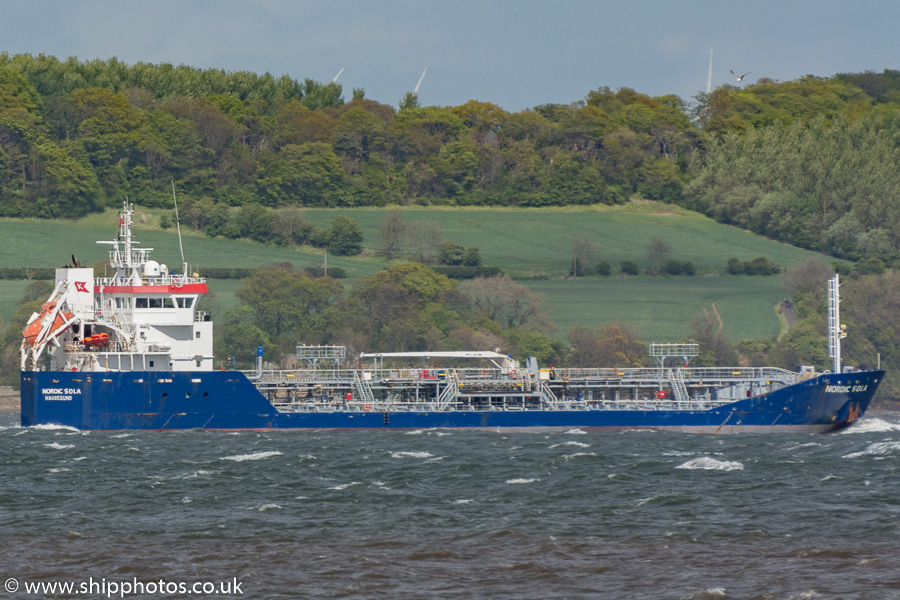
left=4, top=53, right=900, bottom=399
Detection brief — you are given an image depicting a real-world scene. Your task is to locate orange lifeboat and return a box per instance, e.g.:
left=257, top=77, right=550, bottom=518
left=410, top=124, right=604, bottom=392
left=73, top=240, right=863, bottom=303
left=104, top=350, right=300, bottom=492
left=23, top=302, right=75, bottom=347
left=80, top=333, right=110, bottom=347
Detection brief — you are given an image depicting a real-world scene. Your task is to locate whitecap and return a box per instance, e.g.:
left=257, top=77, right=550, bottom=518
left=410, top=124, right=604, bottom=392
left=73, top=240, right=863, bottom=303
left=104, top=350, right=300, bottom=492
left=390, top=451, right=433, bottom=459
left=329, top=481, right=362, bottom=491
left=258, top=503, right=282, bottom=512
left=683, top=588, right=727, bottom=599
left=784, top=442, right=821, bottom=451
left=564, top=428, right=587, bottom=434
left=551, top=441, right=590, bottom=449
left=48, top=467, right=71, bottom=473
left=112, top=433, right=133, bottom=439
left=562, top=452, right=598, bottom=461
left=676, top=457, right=744, bottom=471
left=44, top=442, right=74, bottom=450
left=31, top=424, right=80, bottom=432
left=840, top=417, right=900, bottom=434
left=221, top=451, right=282, bottom=462
left=785, top=591, right=822, bottom=600
left=842, top=441, right=900, bottom=459
left=505, top=478, right=539, bottom=484
left=453, top=499, right=474, bottom=504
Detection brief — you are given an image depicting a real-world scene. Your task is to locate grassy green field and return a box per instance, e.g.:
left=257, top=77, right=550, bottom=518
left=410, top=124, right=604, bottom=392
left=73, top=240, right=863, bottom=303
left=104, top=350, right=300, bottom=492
left=524, top=276, right=788, bottom=341
left=299, top=204, right=820, bottom=277
left=0, top=204, right=823, bottom=342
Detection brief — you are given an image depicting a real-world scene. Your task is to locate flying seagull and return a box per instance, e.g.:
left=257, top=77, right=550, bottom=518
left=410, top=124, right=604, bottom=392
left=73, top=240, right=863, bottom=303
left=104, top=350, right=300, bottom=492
left=730, top=69, right=751, bottom=82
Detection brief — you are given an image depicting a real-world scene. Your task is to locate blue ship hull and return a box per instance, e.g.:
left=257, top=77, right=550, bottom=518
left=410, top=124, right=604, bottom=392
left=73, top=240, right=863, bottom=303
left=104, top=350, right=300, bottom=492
left=21, top=369, right=884, bottom=433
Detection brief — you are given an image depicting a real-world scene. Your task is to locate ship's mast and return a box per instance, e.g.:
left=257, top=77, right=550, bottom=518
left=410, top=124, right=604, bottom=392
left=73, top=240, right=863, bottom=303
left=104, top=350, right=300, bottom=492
left=827, top=274, right=847, bottom=373
left=101, top=201, right=152, bottom=284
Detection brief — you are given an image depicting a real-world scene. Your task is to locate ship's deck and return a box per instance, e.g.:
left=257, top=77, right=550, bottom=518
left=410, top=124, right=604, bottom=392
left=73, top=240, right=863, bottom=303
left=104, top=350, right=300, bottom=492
left=247, top=366, right=805, bottom=413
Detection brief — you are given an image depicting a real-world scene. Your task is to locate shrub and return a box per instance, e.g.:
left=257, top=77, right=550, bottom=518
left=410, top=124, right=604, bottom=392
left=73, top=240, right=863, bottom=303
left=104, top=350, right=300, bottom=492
left=744, top=256, right=781, bottom=276
left=855, top=256, right=886, bottom=275
left=620, top=260, right=639, bottom=276
left=596, top=260, right=612, bottom=277
left=665, top=259, right=696, bottom=276
left=431, top=266, right=503, bottom=280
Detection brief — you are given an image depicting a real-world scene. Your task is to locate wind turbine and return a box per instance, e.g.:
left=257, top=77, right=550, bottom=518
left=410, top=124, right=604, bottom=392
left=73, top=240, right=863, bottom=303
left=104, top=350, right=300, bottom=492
left=414, top=67, right=427, bottom=95
left=707, top=46, right=713, bottom=93
left=332, top=68, right=344, bottom=83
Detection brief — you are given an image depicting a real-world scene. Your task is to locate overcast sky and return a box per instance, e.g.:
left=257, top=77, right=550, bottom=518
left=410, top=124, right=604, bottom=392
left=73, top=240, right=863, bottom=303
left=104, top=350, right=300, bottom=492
left=2, top=0, right=898, bottom=111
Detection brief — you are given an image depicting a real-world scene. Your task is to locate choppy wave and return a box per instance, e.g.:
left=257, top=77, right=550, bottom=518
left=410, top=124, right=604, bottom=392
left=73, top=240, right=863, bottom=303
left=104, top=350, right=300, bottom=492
left=30, top=423, right=80, bottom=432
left=676, top=457, right=744, bottom=471
left=841, top=417, right=900, bottom=434
left=221, top=450, right=282, bottom=462
left=390, top=451, right=433, bottom=459
left=5, top=411, right=900, bottom=599
left=329, top=481, right=362, bottom=491
left=551, top=441, right=590, bottom=449
left=44, top=442, right=74, bottom=449
left=562, top=452, right=598, bottom=460
left=842, top=441, right=900, bottom=459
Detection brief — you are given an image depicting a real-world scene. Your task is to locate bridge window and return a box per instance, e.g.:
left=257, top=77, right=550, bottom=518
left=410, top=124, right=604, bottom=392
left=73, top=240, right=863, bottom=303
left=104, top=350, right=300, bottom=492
left=176, top=297, right=194, bottom=309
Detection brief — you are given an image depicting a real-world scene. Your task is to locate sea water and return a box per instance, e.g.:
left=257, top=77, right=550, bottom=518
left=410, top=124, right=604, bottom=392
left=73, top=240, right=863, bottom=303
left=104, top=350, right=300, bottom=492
left=2, top=411, right=900, bottom=599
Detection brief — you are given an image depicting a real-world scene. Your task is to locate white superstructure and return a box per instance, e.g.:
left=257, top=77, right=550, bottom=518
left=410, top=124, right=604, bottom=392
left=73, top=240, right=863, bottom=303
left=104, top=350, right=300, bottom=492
left=21, top=202, right=213, bottom=372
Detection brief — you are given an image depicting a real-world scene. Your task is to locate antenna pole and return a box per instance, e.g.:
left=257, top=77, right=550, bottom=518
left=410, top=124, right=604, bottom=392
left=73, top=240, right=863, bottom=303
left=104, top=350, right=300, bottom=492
left=171, top=180, right=187, bottom=277
left=827, top=274, right=846, bottom=373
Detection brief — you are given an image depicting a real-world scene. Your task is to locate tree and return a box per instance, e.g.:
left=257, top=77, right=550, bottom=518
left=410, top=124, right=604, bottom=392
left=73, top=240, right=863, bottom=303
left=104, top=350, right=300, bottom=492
left=326, top=214, right=364, bottom=256
left=460, top=275, right=553, bottom=332
left=406, top=219, right=443, bottom=264
left=784, top=258, right=834, bottom=296
left=567, top=323, right=645, bottom=368
left=216, top=306, right=274, bottom=369
left=235, top=204, right=276, bottom=243
left=571, top=236, right=596, bottom=277
left=399, top=91, right=420, bottom=111
left=438, top=241, right=466, bottom=266
left=256, top=142, right=345, bottom=206
left=235, top=263, right=343, bottom=346
left=271, top=208, right=316, bottom=246
left=620, top=260, right=639, bottom=276
left=596, top=261, right=612, bottom=277
left=646, top=237, right=671, bottom=275
left=690, top=308, right=738, bottom=366
left=345, top=262, right=461, bottom=351
left=375, top=208, right=405, bottom=259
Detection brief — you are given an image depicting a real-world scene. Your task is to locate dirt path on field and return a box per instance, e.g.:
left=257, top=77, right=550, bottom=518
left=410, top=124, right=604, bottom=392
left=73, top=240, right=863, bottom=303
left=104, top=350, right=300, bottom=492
left=711, top=302, right=723, bottom=334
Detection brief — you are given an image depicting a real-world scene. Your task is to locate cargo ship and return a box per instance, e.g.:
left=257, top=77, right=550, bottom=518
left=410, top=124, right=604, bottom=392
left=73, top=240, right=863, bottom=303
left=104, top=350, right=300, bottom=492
left=20, top=203, right=883, bottom=432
